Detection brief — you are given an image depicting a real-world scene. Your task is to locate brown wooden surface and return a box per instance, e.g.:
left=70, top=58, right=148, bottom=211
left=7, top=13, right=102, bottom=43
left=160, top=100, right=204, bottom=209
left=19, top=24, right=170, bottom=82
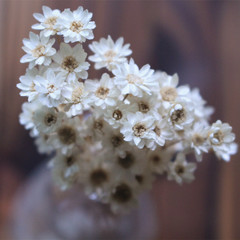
left=0, top=1, right=240, bottom=239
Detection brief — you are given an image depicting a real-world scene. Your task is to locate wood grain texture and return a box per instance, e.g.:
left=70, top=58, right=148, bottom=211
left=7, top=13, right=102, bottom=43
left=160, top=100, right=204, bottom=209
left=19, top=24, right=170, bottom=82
left=0, top=1, right=240, bottom=239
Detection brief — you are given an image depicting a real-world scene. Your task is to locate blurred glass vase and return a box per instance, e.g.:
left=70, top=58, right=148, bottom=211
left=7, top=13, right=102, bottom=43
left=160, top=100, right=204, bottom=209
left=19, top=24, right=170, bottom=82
left=12, top=164, right=158, bottom=240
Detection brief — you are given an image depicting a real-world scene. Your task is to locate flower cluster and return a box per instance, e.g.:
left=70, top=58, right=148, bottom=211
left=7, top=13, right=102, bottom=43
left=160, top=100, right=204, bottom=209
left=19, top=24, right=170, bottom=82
left=18, top=6, right=238, bottom=214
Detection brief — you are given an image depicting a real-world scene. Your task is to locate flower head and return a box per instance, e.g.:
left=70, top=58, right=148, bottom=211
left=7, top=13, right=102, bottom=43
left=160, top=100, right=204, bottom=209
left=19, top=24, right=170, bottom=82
left=32, top=6, right=61, bottom=36
left=89, top=36, right=132, bottom=71
left=20, top=32, right=56, bottom=69
left=58, top=7, right=96, bottom=43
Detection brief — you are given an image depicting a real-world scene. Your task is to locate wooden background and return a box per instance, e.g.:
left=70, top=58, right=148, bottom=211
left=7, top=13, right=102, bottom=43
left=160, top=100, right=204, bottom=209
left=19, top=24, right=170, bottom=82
left=0, top=0, right=240, bottom=239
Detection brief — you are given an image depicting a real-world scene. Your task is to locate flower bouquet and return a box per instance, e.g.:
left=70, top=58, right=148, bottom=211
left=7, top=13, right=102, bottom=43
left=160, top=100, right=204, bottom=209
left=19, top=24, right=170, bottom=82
left=17, top=6, right=237, bottom=216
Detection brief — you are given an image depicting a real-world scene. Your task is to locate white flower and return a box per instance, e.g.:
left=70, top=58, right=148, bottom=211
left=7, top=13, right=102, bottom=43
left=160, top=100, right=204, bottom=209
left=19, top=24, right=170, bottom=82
left=32, top=6, right=61, bottom=36
left=113, top=59, right=157, bottom=97
left=58, top=7, right=96, bottom=43
left=147, top=119, right=174, bottom=149
left=167, top=153, right=196, bottom=184
left=103, top=101, right=137, bottom=129
left=128, top=93, right=160, bottom=117
left=34, top=134, right=54, bottom=155
left=188, top=88, right=214, bottom=120
left=79, top=154, right=115, bottom=199
left=34, top=69, right=70, bottom=107
left=51, top=151, right=81, bottom=190
left=147, top=147, right=174, bottom=174
left=167, top=100, right=194, bottom=130
left=19, top=101, right=41, bottom=137
left=100, top=127, right=129, bottom=155
left=17, top=68, right=39, bottom=102
left=157, top=72, right=190, bottom=109
left=85, top=115, right=108, bottom=141
left=85, top=73, right=119, bottom=109
left=48, top=118, right=84, bottom=155
left=33, top=106, right=66, bottom=134
left=52, top=43, right=89, bottom=83
left=89, top=35, right=132, bottom=71
left=108, top=174, right=139, bottom=214
left=20, top=32, right=56, bottom=69
left=114, top=147, right=148, bottom=176
left=120, top=112, right=155, bottom=149
left=184, top=122, right=210, bottom=161
left=208, top=120, right=237, bottom=161
left=65, top=82, right=89, bottom=117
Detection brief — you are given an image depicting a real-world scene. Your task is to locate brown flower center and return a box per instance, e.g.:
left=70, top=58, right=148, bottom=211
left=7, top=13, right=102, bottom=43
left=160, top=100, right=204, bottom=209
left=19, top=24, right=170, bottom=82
left=32, top=45, right=45, bottom=58
left=45, top=16, right=57, bottom=29
left=193, top=134, right=205, bottom=146
left=135, top=175, right=144, bottom=184
left=95, top=87, right=109, bottom=99
left=175, top=165, right=185, bottom=175
left=160, top=86, right=177, bottom=102
left=93, top=120, right=104, bottom=131
left=72, top=86, right=84, bottom=103
left=90, top=169, right=108, bottom=186
left=62, top=56, right=79, bottom=72
left=66, top=156, right=75, bottom=166
left=126, top=74, right=142, bottom=84
left=112, top=110, right=122, bottom=120
left=133, top=123, right=146, bottom=137
left=44, top=113, right=57, bottom=127
left=57, top=125, right=76, bottom=145
left=112, top=183, right=132, bottom=203
left=151, top=155, right=161, bottom=165
left=118, top=153, right=135, bottom=169
left=138, top=102, right=149, bottom=113
left=111, top=135, right=123, bottom=148
left=70, top=21, right=83, bottom=33
left=171, top=108, right=186, bottom=125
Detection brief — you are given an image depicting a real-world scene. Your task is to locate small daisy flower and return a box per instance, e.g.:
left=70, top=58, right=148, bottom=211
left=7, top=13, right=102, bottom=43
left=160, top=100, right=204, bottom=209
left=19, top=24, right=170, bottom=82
left=33, top=106, right=66, bottom=134
left=167, top=100, right=194, bottom=131
left=128, top=93, right=160, bottom=118
left=50, top=151, right=81, bottom=190
left=208, top=120, right=237, bottom=161
left=32, top=6, right=61, bottom=36
left=85, top=73, right=119, bottom=109
left=147, top=147, right=174, bottom=174
left=48, top=118, right=84, bottom=155
left=85, top=115, right=108, bottom=141
left=79, top=155, right=115, bottom=199
left=20, top=32, right=56, bottom=69
left=134, top=167, right=155, bottom=192
left=114, top=147, right=148, bottom=176
left=89, top=35, right=132, bottom=71
left=156, top=72, right=190, bottom=109
left=58, top=7, right=96, bottom=43
left=33, top=69, right=70, bottom=107
left=113, top=59, right=157, bottom=97
left=147, top=119, right=174, bottom=149
left=100, top=127, right=130, bottom=155
left=108, top=174, right=139, bottom=214
left=19, top=101, right=41, bottom=137
left=188, top=88, right=214, bottom=120
left=120, top=112, right=155, bottom=149
left=103, top=102, right=136, bottom=129
left=34, top=134, right=54, bottom=155
left=17, top=68, right=39, bottom=102
left=52, top=43, right=90, bottom=83
left=167, top=153, right=196, bottom=184
left=184, top=122, right=210, bottom=161
left=65, top=82, right=89, bottom=117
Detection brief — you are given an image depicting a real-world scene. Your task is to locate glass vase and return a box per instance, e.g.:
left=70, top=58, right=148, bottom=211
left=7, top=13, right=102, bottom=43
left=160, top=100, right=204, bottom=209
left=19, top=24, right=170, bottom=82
left=12, top=163, right=158, bottom=240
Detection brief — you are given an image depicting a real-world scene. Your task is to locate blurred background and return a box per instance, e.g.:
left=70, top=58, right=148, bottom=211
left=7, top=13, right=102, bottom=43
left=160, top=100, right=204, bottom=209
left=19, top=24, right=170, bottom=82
left=0, top=0, right=240, bottom=239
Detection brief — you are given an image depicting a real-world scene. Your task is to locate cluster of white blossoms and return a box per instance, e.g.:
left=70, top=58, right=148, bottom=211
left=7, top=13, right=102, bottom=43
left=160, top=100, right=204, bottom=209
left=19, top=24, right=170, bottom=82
left=18, top=6, right=238, bottom=214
